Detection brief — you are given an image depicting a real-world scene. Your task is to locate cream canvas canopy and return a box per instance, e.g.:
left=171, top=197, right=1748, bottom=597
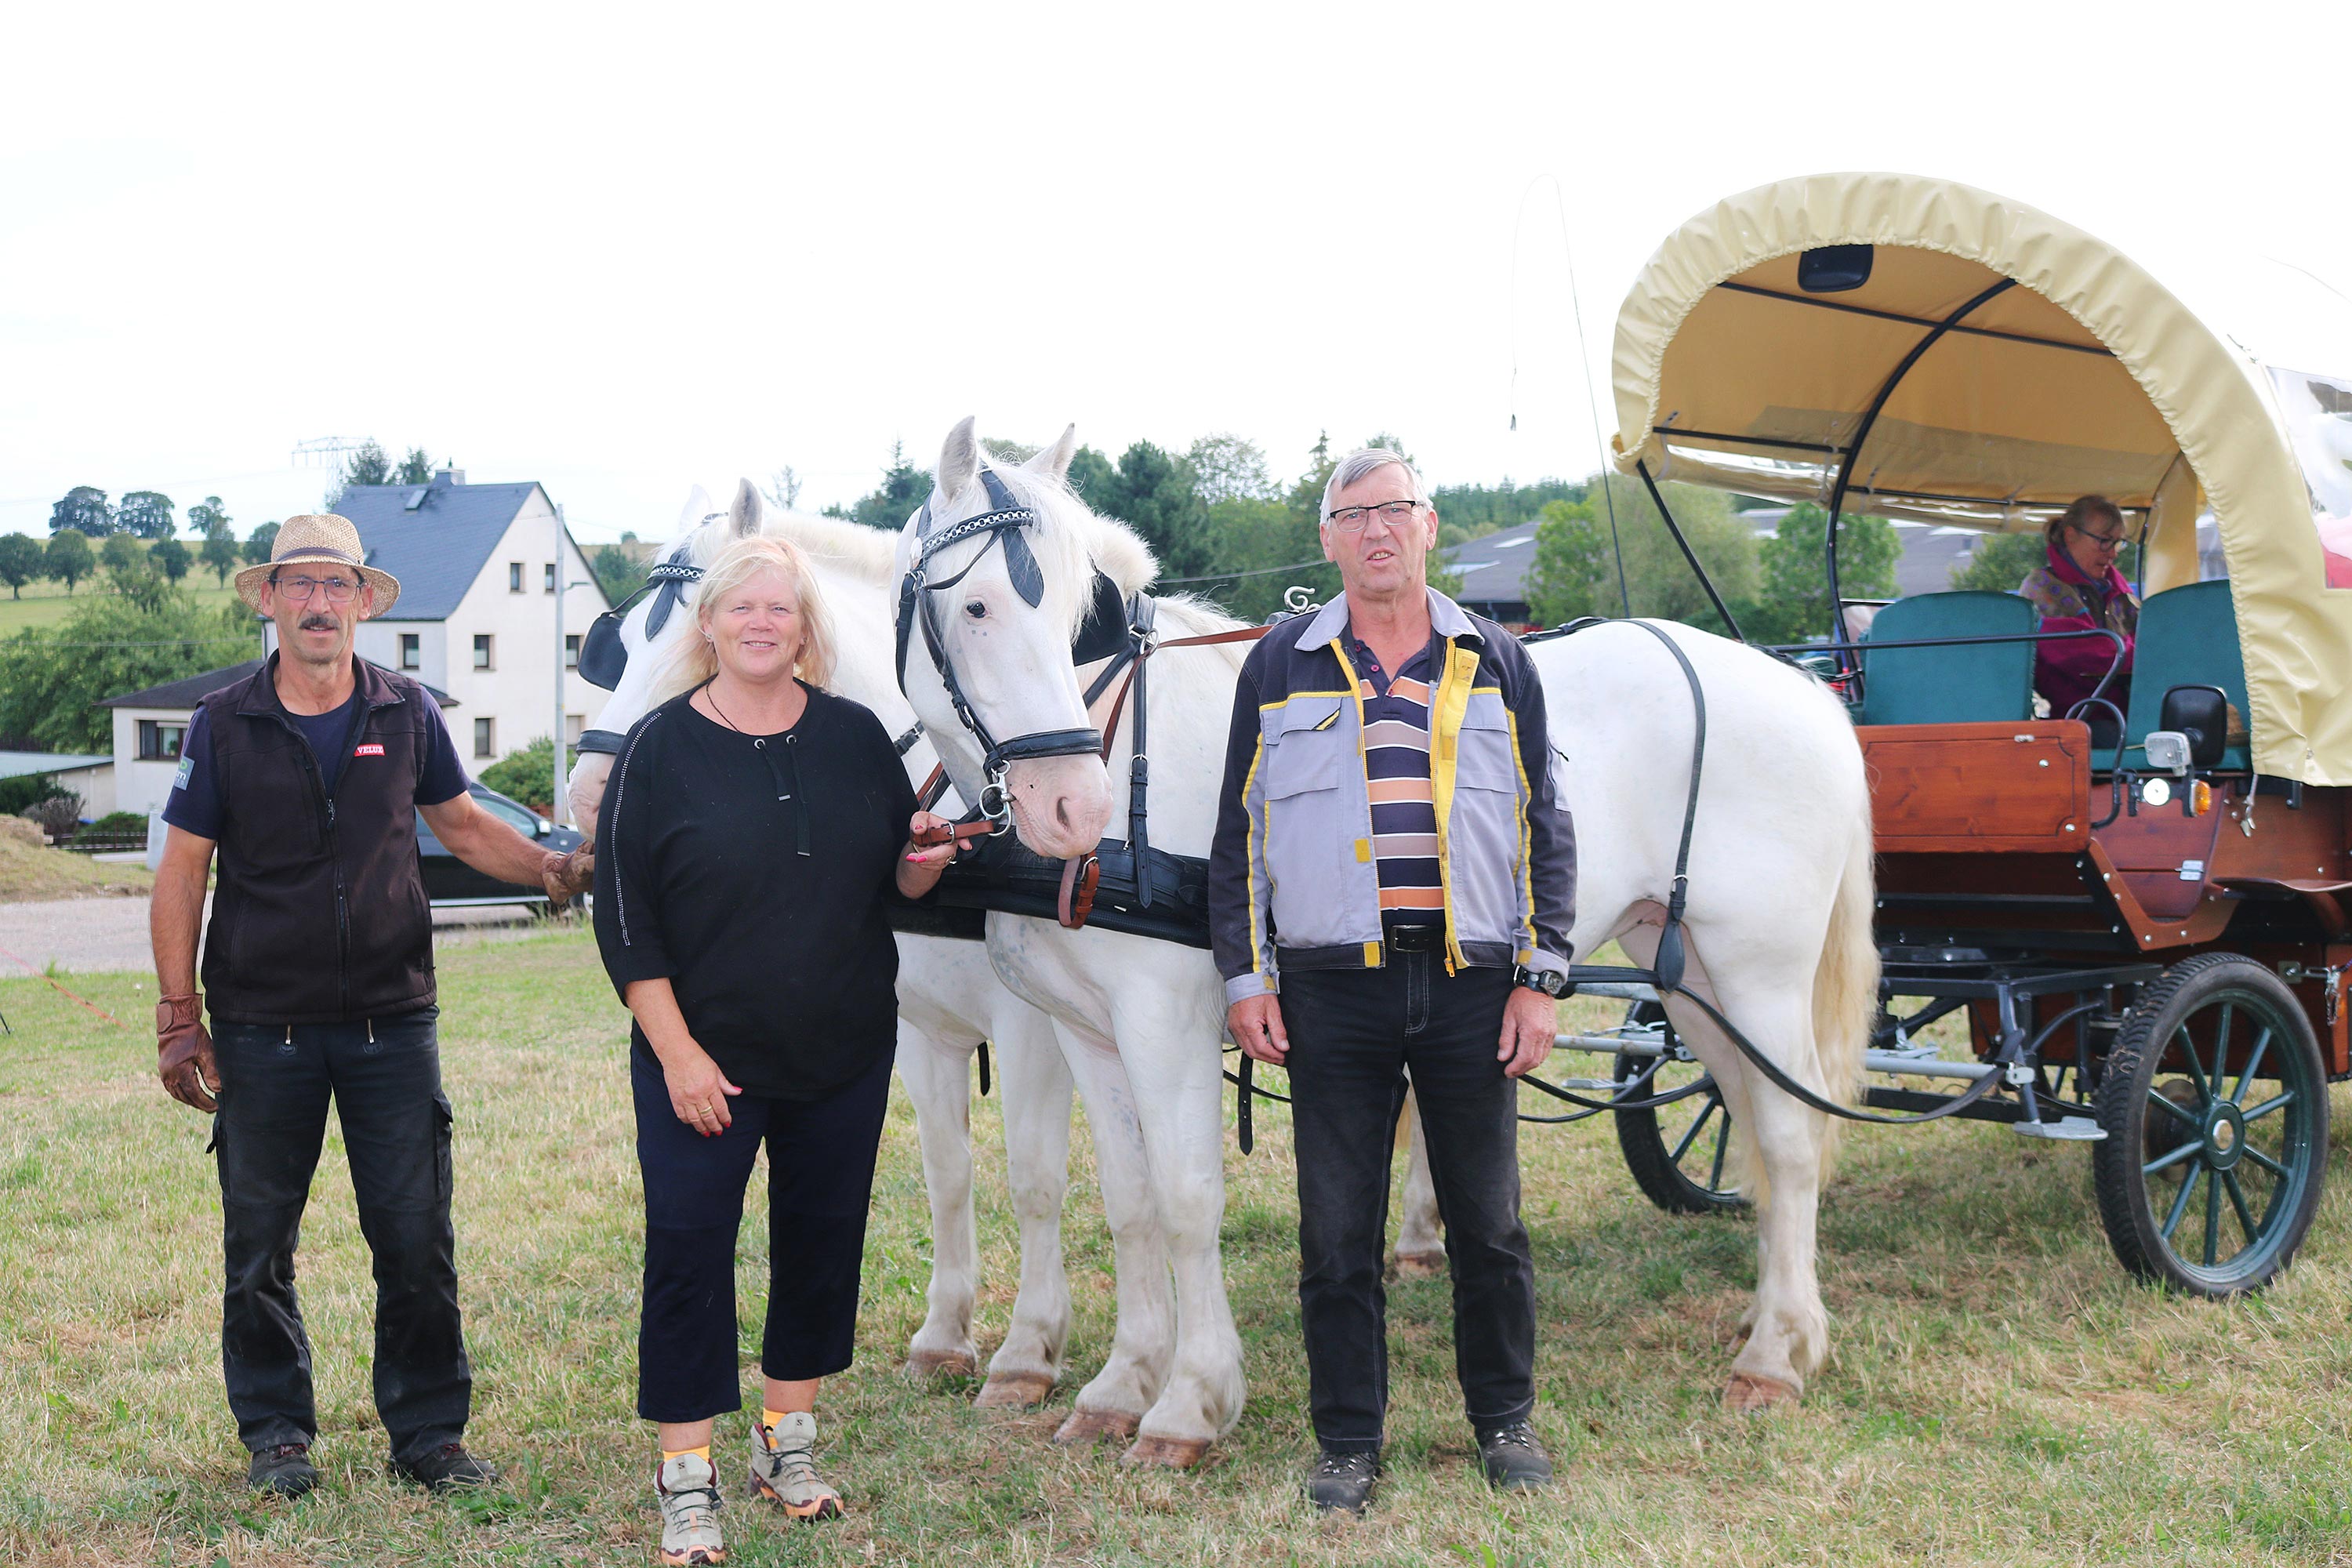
left=1609, top=171, right=2352, bottom=785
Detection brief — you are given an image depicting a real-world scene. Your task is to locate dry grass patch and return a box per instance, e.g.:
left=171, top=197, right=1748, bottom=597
left=0, top=837, right=151, bottom=902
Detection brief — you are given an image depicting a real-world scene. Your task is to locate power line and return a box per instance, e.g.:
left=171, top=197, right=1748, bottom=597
left=1160, top=556, right=1329, bottom=585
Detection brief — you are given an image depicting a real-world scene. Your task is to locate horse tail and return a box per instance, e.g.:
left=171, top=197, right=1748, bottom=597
left=1809, top=804, right=1879, bottom=1179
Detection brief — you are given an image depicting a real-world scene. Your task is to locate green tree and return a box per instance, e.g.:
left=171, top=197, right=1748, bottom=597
left=1075, top=441, right=1209, bottom=579
left=116, top=491, right=176, bottom=539
left=200, top=529, right=240, bottom=586
left=99, top=535, right=167, bottom=609
left=49, top=486, right=114, bottom=536
left=394, top=447, right=434, bottom=485
left=151, top=536, right=191, bottom=583
left=0, top=534, right=42, bottom=599
left=1430, top=476, right=1588, bottom=538
left=1523, top=499, right=1606, bottom=626
left=1751, top=503, right=1901, bottom=644
left=822, top=442, right=932, bottom=530
left=187, top=495, right=232, bottom=538
left=1188, top=434, right=1276, bottom=505
left=45, top=528, right=94, bottom=593
left=477, top=735, right=559, bottom=815
left=0, top=590, right=260, bottom=751
left=1949, top=529, right=2057, bottom=593
left=591, top=543, right=644, bottom=603
left=241, top=521, right=280, bottom=565
left=342, top=441, right=392, bottom=489
left=1579, top=474, right=1759, bottom=633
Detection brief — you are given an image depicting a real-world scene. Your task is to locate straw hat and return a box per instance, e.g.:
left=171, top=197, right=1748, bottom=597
left=234, top=514, right=401, bottom=615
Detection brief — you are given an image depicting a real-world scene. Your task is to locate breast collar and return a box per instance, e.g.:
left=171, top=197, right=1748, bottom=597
left=895, top=467, right=1103, bottom=829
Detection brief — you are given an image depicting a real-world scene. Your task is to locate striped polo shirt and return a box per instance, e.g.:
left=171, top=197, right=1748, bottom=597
left=1347, top=631, right=1443, bottom=927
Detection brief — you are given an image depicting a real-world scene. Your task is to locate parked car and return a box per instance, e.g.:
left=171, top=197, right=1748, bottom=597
left=416, top=782, right=586, bottom=906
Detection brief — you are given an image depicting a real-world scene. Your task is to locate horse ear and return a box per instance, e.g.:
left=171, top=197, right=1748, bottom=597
left=1025, top=423, right=1078, bottom=482
left=936, top=416, right=980, bottom=504
left=728, top=478, right=764, bottom=538
left=672, top=486, right=713, bottom=542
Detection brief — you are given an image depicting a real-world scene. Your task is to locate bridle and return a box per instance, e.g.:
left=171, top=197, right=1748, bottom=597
left=895, top=468, right=1102, bottom=831
left=573, top=535, right=711, bottom=755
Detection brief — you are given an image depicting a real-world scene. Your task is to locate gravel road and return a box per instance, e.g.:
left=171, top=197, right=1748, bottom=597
left=0, top=895, right=572, bottom=977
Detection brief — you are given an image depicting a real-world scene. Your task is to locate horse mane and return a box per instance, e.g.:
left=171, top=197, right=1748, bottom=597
left=760, top=509, right=900, bottom=582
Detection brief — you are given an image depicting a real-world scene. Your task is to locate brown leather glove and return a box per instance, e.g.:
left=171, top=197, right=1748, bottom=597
left=157, top=993, right=219, bottom=1112
left=541, top=844, right=595, bottom=909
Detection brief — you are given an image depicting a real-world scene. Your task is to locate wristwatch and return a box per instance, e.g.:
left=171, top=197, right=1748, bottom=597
left=1512, top=965, right=1571, bottom=999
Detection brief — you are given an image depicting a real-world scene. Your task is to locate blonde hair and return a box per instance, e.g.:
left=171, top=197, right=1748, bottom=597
left=652, top=534, right=837, bottom=702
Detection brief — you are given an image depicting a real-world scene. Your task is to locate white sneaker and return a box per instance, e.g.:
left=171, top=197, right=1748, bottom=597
left=750, top=1412, right=843, bottom=1520
left=656, top=1452, right=725, bottom=1566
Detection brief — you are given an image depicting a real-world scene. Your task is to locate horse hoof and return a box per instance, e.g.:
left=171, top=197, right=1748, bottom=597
left=1391, top=1250, right=1446, bottom=1279
left=1722, top=1371, right=1801, bottom=1413
left=903, top=1348, right=977, bottom=1382
left=974, top=1370, right=1056, bottom=1410
left=1120, top=1434, right=1210, bottom=1469
left=1053, top=1408, right=1140, bottom=1446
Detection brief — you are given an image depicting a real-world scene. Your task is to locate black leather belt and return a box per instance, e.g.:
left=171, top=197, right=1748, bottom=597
left=1382, top=922, right=1447, bottom=954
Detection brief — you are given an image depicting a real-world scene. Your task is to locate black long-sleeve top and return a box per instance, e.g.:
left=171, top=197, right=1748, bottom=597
left=593, top=684, right=917, bottom=1100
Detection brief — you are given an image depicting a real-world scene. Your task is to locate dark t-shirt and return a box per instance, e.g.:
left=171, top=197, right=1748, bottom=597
left=592, top=684, right=919, bottom=1100
left=164, top=688, right=470, bottom=838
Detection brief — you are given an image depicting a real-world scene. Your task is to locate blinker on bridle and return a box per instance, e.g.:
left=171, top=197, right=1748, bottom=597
left=577, top=533, right=712, bottom=691
left=896, top=466, right=1103, bottom=832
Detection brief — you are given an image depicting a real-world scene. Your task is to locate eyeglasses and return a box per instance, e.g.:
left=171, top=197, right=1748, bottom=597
left=272, top=573, right=360, bottom=604
left=2068, top=524, right=2127, bottom=551
left=1326, top=499, right=1421, bottom=532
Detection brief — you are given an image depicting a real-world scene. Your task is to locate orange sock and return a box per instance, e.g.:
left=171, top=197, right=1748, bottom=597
left=761, top=1409, right=789, bottom=1436
left=661, top=1444, right=711, bottom=1464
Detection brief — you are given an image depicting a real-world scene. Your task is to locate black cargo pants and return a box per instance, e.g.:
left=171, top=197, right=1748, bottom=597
left=209, top=1006, right=470, bottom=1464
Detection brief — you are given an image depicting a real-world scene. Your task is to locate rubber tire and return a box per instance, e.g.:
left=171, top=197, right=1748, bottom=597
left=2091, top=953, right=2329, bottom=1298
left=1613, top=1001, right=1747, bottom=1215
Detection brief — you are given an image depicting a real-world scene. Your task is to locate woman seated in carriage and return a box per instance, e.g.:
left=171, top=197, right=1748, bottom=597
left=2020, top=495, right=2138, bottom=741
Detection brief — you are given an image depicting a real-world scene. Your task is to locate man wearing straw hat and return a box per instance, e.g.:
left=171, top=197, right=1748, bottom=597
left=151, top=514, right=593, bottom=1497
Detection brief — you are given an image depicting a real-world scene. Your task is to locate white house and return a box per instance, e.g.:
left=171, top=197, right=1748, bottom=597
left=0, top=750, right=114, bottom=816
left=99, top=661, right=458, bottom=817
left=264, top=468, right=612, bottom=795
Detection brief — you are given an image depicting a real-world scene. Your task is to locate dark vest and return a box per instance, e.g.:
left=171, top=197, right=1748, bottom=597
left=198, top=655, right=440, bottom=1025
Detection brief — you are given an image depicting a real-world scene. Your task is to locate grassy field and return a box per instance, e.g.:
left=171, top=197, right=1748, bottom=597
left=0, top=839, right=152, bottom=902
left=5, top=928, right=2351, bottom=1565
left=0, top=574, right=241, bottom=635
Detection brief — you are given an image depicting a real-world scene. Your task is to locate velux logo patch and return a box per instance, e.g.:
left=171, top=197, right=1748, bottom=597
left=354, top=743, right=387, bottom=757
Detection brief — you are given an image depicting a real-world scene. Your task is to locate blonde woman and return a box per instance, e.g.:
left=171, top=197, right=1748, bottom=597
left=591, top=534, right=967, bottom=1565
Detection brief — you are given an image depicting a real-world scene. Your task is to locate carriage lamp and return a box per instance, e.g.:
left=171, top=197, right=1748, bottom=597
left=2142, top=731, right=2192, bottom=774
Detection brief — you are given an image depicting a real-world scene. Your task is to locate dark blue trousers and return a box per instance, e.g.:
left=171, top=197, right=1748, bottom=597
left=632, top=1042, right=894, bottom=1424
left=1281, top=953, right=1537, bottom=1452
left=210, top=1007, right=469, bottom=1465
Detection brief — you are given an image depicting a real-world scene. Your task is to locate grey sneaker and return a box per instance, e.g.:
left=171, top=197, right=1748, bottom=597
left=247, top=1443, right=317, bottom=1497
left=656, top=1452, right=726, bottom=1566
left=1305, top=1449, right=1379, bottom=1515
left=1475, top=1421, right=1554, bottom=1490
left=749, top=1412, right=843, bottom=1520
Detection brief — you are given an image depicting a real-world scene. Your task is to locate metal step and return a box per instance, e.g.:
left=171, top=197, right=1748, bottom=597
left=2012, top=1116, right=2106, bottom=1142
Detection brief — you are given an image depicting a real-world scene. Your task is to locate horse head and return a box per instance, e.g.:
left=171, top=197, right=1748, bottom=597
left=894, top=416, right=1113, bottom=860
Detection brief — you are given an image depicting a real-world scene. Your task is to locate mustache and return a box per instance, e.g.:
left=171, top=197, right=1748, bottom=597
left=299, top=615, right=340, bottom=631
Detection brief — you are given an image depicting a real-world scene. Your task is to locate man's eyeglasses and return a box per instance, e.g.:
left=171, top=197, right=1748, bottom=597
left=2068, top=524, right=2128, bottom=551
left=1326, top=499, right=1421, bottom=532
left=272, top=573, right=361, bottom=604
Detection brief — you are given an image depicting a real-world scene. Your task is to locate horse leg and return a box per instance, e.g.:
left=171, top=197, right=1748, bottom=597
left=895, top=1022, right=982, bottom=1381
left=1111, top=999, right=1247, bottom=1469
left=975, top=1004, right=1076, bottom=1409
left=1392, top=1081, right=1446, bottom=1277
left=1051, top=1027, right=1175, bottom=1446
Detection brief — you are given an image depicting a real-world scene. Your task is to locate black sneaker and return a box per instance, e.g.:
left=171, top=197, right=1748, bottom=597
left=1304, top=1449, right=1379, bottom=1515
left=247, top=1443, right=318, bottom=1497
left=390, top=1443, right=501, bottom=1493
left=1475, top=1421, right=1553, bottom=1490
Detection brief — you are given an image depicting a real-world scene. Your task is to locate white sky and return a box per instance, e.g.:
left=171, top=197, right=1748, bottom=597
left=5, top=2, right=2348, bottom=545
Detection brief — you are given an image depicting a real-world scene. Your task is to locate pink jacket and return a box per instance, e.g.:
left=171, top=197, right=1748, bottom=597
left=2019, top=541, right=2137, bottom=720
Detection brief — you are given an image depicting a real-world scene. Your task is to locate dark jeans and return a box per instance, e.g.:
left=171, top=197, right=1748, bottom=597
left=211, top=1007, right=468, bottom=1464
left=632, top=1042, right=894, bottom=1424
left=1283, top=946, right=1537, bottom=1452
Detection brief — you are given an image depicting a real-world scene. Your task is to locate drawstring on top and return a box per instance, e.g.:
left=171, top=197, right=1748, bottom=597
left=751, top=734, right=811, bottom=857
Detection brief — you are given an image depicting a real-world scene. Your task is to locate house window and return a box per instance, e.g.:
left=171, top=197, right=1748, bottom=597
left=564, top=633, right=581, bottom=669
left=474, top=634, right=493, bottom=670
left=399, top=633, right=419, bottom=671
left=474, top=717, right=495, bottom=758
left=508, top=562, right=524, bottom=593
left=544, top=563, right=557, bottom=594
left=137, top=719, right=186, bottom=761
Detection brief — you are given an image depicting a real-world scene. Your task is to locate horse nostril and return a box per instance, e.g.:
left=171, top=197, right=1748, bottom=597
left=1056, top=797, right=1073, bottom=829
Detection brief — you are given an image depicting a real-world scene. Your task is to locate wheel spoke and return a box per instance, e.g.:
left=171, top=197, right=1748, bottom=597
left=2143, top=1140, right=2205, bottom=1178
left=1670, top=1098, right=1719, bottom=1165
left=2147, top=1090, right=2200, bottom=1129
left=2160, top=1161, right=2199, bottom=1240
left=2241, top=1091, right=2296, bottom=1123
left=2222, top=1169, right=2262, bottom=1247
left=2242, top=1145, right=2291, bottom=1179
left=1708, top=1113, right=1730, bottom=1192
left=2208, top=1002, right=2234, bottom=1105
left=2233, top=1025, right=2274, bottom=1106
left=2202, top=1170, right=2223, bottom=1266
left=2172, top=1025, right=2212, bottom=1103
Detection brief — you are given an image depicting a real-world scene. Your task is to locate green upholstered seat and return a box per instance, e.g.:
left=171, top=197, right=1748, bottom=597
left=1855, top=590, right=2040, bottom=727
left=2103, top=580, right=2251, bottom=773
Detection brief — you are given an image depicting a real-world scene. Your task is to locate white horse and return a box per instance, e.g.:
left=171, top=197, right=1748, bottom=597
left=900, top=420, right=1879, bottom=1414
left=565, top=481, right=1162, bottom=1411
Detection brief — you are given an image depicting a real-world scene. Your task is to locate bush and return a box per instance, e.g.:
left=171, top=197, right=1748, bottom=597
left=0, top=589, right=259, bottom=753
left=70, top=812, right=148, bottom=846
left=21, top=794, right=83, bottom=839
left=0, top=773, right=66, bottom=817
left=476, top=735, right=560, bottom=816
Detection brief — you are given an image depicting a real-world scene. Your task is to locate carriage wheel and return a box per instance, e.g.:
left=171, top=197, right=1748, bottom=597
left=1613, top=1001, right=1746, bottom=1214
left=2092, top=953, right=2329, bottom=1297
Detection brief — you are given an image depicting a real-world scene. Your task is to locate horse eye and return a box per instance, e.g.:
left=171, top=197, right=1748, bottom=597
left=964, top=600, right=987, bottom=621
